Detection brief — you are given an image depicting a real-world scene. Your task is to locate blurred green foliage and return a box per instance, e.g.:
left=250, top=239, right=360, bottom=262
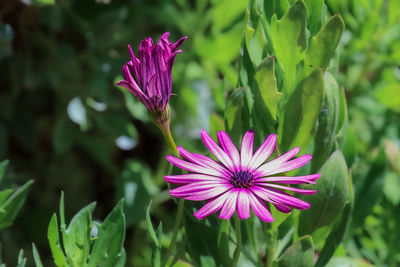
left=0, top=0, right=399, bottom=266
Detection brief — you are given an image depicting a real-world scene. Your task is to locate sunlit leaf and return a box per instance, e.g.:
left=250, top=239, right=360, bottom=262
left=304, top=14, right=344, bottom=73
left=254, top=56, right=282, bottom=120
left=271, top=0, right=308, bottom=95
left=48, top=214, right=67, bottom=267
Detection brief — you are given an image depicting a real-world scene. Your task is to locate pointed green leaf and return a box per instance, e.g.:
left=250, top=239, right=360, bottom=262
left=145, top=200, right=159, bottom=248
left=298, top=151, right=349, bottom=236
left=0, top=180, right=34, bottom=230
left=305, top=15, right=344, bottom=72
left=312, top=72, right=340, bottom=171
left=276, top=235, right=314, bottom=267
left=63, top=202, right=96, bottom=267
left=17, top=250, right=26, bottom=267
left=224, top=87, right=247, bottom=145
left=0, top=189, right=13, bottom=205
left=254, top=57, right=282, bottom=120
left=304, top=0, right=324, bottom=36
left=271, top=0, right=308, bottom=95
left=114, top=248, right=126, bottom=267
left=279, top=68, right=324, bottom=153
left=32, top=243, right=44, bottom=267
left=264, top=0, right=290, bottom=20
left=88, top=199, right=126, bottom=267
left=48, top=214, right=67, bottom=267
left=245, top=17, right=266, bottom=66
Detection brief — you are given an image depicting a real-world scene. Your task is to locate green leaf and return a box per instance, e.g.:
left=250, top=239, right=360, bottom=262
left=298, top=151, right=349, bottom=236
left=224, top=87, right=247, bottom=146
left=48, top=214, right=68, bottom=267
left=304, top=14, right=344, bottom=72
left=0, top=189, right=13, bottom=206
left=32, top=243, right=44, bottom=267
left=245, top=16, right=266, bottom=66
left=63, top=202, right=96, bottom=267
left=88, top=199, right=126, bottom=267
left=271, top=0, right=308, bottom=95
left=217, top=220, right=231, bottom=266
left=304, top=0, right=324, bottom=36
left=264, top=0, right=290, bottom=21
left=312, top=72, right=340, bottom=171
left=275, top=235, right=314, bottom=267
left=254, top=57, right=282, bottom=120
left=114, top=248, right=126, bottom=267
left=375, top=83, right=400, bottom=112
left=315, top=200, right=352, bottom=267
left=145, top=200, right=160, bottom=248
left=209, top=113, right=225, bottom=140
left=279, top=68, right=324, bottom=153
left=0, top=180, right=34, bottom=230
left=151, top=223, right=162, bottom=267
left=0, top=160, right=8, bottom=183
left=16, top=250, right=26, bottom=267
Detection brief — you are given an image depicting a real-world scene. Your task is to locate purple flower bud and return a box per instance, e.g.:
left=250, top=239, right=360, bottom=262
left=117, top=32, right=187, bottom=123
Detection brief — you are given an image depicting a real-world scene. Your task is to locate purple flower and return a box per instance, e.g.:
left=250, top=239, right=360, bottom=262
left=117, top=32, right=187, bottom=122
left=165, top=130, right=319, bottom=222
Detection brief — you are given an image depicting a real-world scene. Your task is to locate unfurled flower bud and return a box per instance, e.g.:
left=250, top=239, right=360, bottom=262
left=117, top=32, right=187, bottom=123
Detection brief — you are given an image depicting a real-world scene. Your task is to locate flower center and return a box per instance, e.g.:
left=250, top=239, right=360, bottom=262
left=230, top=171, right=253, bottom=188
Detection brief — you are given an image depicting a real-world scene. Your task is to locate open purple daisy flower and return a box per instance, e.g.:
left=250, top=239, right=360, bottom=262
left=165, top=130, right=320, bottom=222
left=117, top=32, right=187, bottom=123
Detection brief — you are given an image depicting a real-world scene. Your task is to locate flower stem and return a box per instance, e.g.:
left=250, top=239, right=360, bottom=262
left=232, top=215, right=242, bottom=266
left=157, top=119, right=179, bottom=157
left=155, top=118, right=184, bottom=265
left=163, top=198, right=184, bottom=266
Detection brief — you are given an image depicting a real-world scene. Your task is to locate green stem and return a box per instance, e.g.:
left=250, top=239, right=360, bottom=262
left=232, top=215, right=242, bottom=266
left=264, top=224, right=278, bottom=267
left=155, top=118, right=184, bottom=266
left=164, top=198, right=184, bottom=266
left=157, top=120, right=179, bottom=157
